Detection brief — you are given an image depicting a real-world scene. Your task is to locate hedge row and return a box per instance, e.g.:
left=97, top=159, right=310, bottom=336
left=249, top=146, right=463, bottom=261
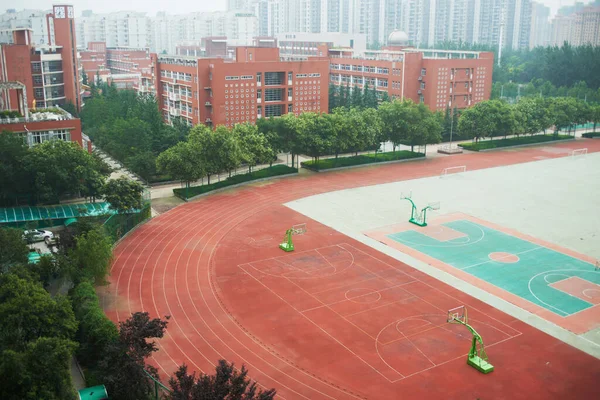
left=70, top=282, right=118, bottom=370
left=174, top=164, right=298, bottom=200
left=301, top=150, right=424, bottom=171
left=582, top=132, right=600, bottom=138
left=458, top=134, right=572, bottom=151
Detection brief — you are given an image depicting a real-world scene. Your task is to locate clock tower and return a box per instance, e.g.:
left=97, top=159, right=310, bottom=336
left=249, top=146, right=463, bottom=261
left=51, top=4, right=81, bottom=111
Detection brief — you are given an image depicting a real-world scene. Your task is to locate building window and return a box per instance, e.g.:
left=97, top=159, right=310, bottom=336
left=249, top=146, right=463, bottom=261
left=288, top=104, right=293, bottom=113
left=257, top=89, right=262, bottom=99
left=288, top=88, right=292, bottom=97
left=420, top=82, right=425, bottom=89
left=264, top=88, right=283, bottom=102
left=288, top=71, right=292, bottom=82
left=32, top=62, right=41, bottom=72
left=256, top=72, right=262, bottom=83
left=421, top=68, right=426, bottom=76
left=265, top=104, right=283, bottom=118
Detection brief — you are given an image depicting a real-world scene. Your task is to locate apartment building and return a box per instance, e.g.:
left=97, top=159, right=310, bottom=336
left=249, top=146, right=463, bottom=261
left=529, top=2, right=551, bottom=48
left=551, top=6, right=600, bottom=46
left=154, top=46, right=329, bottom=128
left=329, top=31, right=494, bottom=111
left=0, top=9, right=51, bottom=46
left=0, top=5, right=82, bottom=111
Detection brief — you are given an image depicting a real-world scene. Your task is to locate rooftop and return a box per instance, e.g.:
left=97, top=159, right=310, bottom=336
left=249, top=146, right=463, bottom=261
left=0, top=106, right=75, bottom=124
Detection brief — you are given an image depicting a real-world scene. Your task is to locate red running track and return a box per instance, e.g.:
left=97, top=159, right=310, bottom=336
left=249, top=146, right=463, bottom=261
left=103, top=140, right=600, bottom=399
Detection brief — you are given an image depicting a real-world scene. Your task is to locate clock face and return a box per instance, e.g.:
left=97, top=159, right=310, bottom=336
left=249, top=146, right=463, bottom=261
left=54, top=6, right=65, bottom=18
left=68, top=6, right=74, bottom=19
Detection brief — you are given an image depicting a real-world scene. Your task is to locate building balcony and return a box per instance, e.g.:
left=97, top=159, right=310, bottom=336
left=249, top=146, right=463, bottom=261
left=168, top=93, right=181, bottom=101
left=205, top=102, right=212, bottom=107
left=169, top=107, right=180, bottom=116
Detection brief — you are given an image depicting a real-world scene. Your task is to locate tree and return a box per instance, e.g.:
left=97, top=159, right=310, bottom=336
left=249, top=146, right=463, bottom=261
left=81, top=67, right=88, bottom=85
left=0, top=228, right=28, bottom=271
left=168, top=360, right=276, bottom=400
left=102, top=177, right=145, bottom=213
left=363, top=82, right=378, bottom=109
left=126, top=151, right=157, bottom=182
left=68, top=227, right=113, bottom=284
left=350, top=84, right=363, bottom=108
left=0, top=273, right=77, bottom=349
left=0, top=131, right=32, bottom=206
left=378, top=100, right=412, bottom=151
left=592, top=105, right=600, bottom=133
left=328, top=83, right=339, bottom=112
left=234, top=123, right=274, bottom=173
left=96, top=312, right=169, bottom=400
left=61, top=101, right=78, bottom=117
left=458, top=100, right=499, bottom=142
left=0, top=337, right=78, bottom=400
left=22, top=140, right=109, bottom=204
left=157, top=141, right=206, bottom=189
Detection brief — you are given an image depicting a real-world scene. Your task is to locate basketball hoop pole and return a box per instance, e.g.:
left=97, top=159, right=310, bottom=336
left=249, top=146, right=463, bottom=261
left=401, top=196, right=437, bottom=227
left=448, top=309, right=494, bottom=374
left=279, top=228, right=295, bottom=252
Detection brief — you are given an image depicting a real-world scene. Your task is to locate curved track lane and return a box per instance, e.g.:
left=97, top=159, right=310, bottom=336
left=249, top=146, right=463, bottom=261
left=105, top=140, right=600, bottom=399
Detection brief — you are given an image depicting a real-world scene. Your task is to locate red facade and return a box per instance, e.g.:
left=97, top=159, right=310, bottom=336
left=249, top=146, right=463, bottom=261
left=154, top=47, right=330, bottom=128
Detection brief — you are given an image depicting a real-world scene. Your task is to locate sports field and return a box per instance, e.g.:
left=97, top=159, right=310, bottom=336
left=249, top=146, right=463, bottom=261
left=104, top=140, right=600, bottom=399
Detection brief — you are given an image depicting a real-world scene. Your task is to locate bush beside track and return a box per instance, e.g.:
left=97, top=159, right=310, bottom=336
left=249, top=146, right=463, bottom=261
left=174, top=165, right=298, bottom=200
left=301, top=151, right=424, bottom=171
left=458, top=134, right=572, bottom=151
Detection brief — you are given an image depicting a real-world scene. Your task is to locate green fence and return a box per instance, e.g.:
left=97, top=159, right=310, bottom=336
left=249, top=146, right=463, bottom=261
left=102, top=205, right=151, bottom=243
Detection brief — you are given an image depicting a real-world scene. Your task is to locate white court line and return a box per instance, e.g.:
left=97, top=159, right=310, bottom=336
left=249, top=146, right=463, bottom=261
left=528, top=269, right=600, bottom=317
left=460, top=246, right=543, bottom=271
left=583, top=289, right=600, bottom=299
left=239, top=265, right=398, bottom=383
left=391, top=220, right=486, bottom=249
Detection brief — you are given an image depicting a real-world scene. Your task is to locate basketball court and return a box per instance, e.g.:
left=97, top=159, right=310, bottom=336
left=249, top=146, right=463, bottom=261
left=238, top=242, right=521, bottom=383
left=365, top=214, right=600, bottom=334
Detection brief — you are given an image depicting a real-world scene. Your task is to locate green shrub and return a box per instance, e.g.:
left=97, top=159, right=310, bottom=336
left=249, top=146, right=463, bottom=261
left=301, top=150, right=424, bottom=171
left=0, top=110, right=23, bottom=118
left=70, top=281, right=119, bottom=367
left=458, top=134, right=572, bottom=151
left=174, top=165, right=298, bottom=199
left=582, top=132, right=600, bottom=138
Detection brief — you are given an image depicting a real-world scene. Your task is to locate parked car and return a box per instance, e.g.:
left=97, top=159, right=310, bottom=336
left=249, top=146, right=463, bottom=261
left=23, top=229, right=54, bottom=244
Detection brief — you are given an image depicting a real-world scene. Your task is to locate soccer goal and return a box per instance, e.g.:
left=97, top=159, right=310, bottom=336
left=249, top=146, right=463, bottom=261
left=570, top=148, right=588, bottom=157
left=441, top=165, right=467, bottom=177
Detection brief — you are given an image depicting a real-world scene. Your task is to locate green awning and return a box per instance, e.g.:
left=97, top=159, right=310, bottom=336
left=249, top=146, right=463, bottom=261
left=0, top=202, right=115, bottom=224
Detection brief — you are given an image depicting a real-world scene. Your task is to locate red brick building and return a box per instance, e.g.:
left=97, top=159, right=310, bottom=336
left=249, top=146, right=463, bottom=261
left=80, top=41, right=109, bottom=83
left=329, top=33, right=494, bottom=112
left=0, top=4, right=82, bottom=111
left=0, top=82, right=90, bottom=152
left=154, top=46, right=329, bottom=127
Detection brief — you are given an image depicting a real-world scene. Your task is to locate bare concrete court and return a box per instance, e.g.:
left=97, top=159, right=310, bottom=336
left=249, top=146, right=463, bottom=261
left=286, top=151, right=600, bottom=356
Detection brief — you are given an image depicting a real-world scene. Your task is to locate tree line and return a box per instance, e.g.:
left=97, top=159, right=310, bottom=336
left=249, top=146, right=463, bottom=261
left=457, top=96, right=600, bottom=142
left=156, top=99, right=443, bottom=188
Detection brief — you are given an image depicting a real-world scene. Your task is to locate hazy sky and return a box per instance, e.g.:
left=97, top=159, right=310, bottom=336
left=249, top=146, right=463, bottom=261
left=1, top=0, right=591, bottom=17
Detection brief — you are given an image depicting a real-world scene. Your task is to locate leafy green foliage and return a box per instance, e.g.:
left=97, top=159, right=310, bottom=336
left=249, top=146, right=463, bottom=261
left=174, top=165, right=297, bottom=199
left=81, top=89, right=186, bottom=182
left=1, top=131, right=109, bottom=206
left=0, top=272, right=78, bottom=400
left=68, top=227, right=113, bottom=284
left=0, top=337, right=78, bottom=400
left=0, top=273, right=77, bottom=349
left=168, top=360, right=276, bottom=400
left=0, top=228, right=29, bottom=271
left=458, top=134, right=572, bottom=151
left=102, top=177, right=145, bottom=213
left=301, top=150, right=424, bottom=171
left=95, top=312, right=169, bottom=400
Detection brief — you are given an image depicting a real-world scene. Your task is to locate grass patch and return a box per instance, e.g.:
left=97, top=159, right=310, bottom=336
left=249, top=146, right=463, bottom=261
left=174, top=165, right=298, bottom=200
left=301, top=150, right=424, bottom=171
left=458, top=134, right=572, bottom=151
left=582, top=132, right=600, bottom=138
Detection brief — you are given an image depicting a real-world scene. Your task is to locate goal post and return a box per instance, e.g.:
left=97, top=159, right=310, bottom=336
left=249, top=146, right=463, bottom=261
left=441, top=165, right=467, bottom=177
left=570, top=148, right=588, bottom=157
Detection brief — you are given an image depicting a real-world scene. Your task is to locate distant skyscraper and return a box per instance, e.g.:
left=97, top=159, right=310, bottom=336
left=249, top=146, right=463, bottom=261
left=551, top=5, right=600, bottom=46
left=529, top=1, right=550, bottom=48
